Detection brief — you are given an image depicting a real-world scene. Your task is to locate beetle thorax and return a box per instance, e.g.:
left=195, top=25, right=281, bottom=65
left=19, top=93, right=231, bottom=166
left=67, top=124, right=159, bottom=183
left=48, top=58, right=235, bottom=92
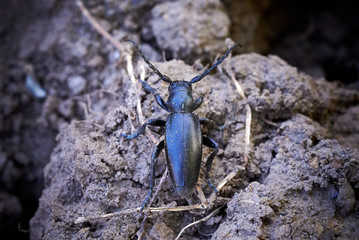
left=166, top=81, right=195, bottom=113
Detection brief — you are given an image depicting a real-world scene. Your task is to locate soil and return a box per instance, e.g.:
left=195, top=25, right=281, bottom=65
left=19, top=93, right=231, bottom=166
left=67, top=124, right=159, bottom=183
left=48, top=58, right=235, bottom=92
left=1, top=0, right=359, bottom=239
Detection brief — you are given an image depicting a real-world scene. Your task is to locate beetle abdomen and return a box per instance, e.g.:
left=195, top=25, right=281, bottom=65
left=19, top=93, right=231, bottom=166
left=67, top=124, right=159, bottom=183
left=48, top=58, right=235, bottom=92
left=165, top=113, right=202, bottom=195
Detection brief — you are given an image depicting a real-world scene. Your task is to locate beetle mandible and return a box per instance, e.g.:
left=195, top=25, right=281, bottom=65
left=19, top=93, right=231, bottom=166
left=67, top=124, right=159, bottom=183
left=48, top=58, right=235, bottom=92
left=122, top=40, right=237, bottom=211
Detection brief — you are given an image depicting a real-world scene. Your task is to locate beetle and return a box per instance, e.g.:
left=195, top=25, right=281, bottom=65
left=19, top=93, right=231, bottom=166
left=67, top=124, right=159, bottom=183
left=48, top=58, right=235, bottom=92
left=122, top=40, right=237, bottom=210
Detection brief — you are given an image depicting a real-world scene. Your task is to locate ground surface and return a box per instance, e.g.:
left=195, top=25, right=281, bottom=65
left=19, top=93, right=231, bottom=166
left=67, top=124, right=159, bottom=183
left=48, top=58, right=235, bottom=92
left=0, top=0, right=358, bottom=239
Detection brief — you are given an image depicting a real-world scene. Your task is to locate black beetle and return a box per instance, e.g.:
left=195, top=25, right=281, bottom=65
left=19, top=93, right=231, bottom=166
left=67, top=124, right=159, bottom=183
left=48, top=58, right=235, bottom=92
left=122, top=40, right=237, bottom=210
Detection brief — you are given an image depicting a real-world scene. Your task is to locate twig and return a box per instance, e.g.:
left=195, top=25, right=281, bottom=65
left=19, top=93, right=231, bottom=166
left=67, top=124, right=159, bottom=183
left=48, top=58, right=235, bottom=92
left=140, top=65, right=146, bottom=82
left=221, top=39, right=252, bottom=166
left=127, top=46, right=159, bottom=240
left=174, top=207, right=222, bottom=240
left=207, top=65, right=252, bottom=202
left=207, top=165, right=246, bottom=204
left=204, top=40, right=252, bottom=204
left=125, top=54, right=158, bottom=143
left=76, top=0, right=148, bottom=134
left=148, top=166, right=168, bottom=207
left=137, top=166, right=168, bottom=239
left=126, top=54, right=144, bottom=121
left=145, top=204, right=205, bottom=212
left=75, top=208, right=139, bottom=224
left=216, top=39, right=252, bottom=168
left=195, top=185, right=208, bottom=207
left=74, top=203, right=205, bottom=225
left=228, top=71, right=252, bottom=167
left=261, top=116, right=279, bottom=127
left=215, top=171, right=237, bottom=191
left=286, top=218, right=311, bottom=239
left=75, top=0, right=125, bottom=54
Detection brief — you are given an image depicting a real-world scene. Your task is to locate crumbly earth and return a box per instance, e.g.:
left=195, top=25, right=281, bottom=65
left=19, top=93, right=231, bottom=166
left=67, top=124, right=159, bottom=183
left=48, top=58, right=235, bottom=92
left=0, top=0, right=358, bottom=239
left=30, top=53, right=359, bottom=239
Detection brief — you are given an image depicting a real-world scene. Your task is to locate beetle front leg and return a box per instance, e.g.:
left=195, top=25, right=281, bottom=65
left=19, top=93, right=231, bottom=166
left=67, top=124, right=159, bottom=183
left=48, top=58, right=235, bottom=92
left=139, top=79, right=170, bottom=112
left=140, top=140, right=165, bottom=211
left=121, top=119, right=165, bottom=139
left=202, top=136, right=219, bottom=193
left=191, top=97, right=203, bottom=111
left=200, top=118, right=225, bottom=131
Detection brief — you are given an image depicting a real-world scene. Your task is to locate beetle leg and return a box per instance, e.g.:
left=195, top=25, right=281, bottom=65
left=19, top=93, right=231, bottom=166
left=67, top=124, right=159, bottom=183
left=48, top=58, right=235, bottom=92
left=200, top=118, right=225, bottom=131
left=140, top=140, right=165, bottom=211
left=202, top=136, right=219, bottom=193
left=191, top=97, right=203, bottom=111
left=139, top=79, right=170, bottom=112
left=121, top=119, right=165, bottom=139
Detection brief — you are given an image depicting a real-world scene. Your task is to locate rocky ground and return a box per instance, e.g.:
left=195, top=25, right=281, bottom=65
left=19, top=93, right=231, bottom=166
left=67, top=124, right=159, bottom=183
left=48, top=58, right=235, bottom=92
left=1, top=0, right=358, bottom=239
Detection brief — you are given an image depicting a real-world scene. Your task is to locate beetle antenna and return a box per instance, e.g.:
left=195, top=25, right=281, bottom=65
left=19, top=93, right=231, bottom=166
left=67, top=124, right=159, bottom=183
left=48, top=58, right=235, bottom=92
left=190, top=43, right=240, bottom=84
left=125, top=40, right=172, bottom=83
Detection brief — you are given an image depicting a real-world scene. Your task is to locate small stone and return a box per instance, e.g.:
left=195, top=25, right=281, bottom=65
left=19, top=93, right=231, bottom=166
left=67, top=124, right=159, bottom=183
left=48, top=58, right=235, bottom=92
left=87, top=55, right=104, bottom=67
left=149, top=222, right=174, bottom=240
left=336, top=180, right=356, bottom=214
left=58, top=99, right=75, bottom=118
left=67, top=75, right=86, bottom=95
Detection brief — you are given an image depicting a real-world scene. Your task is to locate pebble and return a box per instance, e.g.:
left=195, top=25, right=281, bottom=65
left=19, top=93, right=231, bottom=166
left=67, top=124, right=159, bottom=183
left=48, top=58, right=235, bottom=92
left=67, top=75, right=86, bottom=95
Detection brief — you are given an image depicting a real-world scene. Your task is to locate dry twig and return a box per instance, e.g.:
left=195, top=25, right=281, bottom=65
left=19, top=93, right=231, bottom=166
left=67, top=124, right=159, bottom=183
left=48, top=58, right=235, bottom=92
left=207, top=66, right=252, bottom=201
left=149, top=167, right=168, bottom=207
left=75, top=208, right=138, bottom=224
left=74, top=204, right=205, bottom=224
left=175, top=207, right=223, bottom=240
left=228, top=71, right=252, bottom=167
left=204, top=40, right=252, bottom=204
left=75, top=0, right=125, bottom=54
left=221, top=39, right=252, bottom=167
left=137, top=166, right=168, bottom=239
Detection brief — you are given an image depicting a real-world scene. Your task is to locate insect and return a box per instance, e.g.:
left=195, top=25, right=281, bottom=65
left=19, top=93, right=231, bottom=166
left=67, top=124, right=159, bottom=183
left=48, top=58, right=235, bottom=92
left=122, top=40, right=237, bottom=210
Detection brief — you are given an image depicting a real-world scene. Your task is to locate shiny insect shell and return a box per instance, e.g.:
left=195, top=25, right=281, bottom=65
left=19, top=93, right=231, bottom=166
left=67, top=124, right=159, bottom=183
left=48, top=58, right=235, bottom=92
left=122, top=40, right=237, bottom=211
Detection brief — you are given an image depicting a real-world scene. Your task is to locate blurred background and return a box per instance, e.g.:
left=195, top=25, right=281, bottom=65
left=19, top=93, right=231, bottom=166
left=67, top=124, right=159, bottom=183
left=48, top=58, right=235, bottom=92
left=0, top=0, right=358, bottom=239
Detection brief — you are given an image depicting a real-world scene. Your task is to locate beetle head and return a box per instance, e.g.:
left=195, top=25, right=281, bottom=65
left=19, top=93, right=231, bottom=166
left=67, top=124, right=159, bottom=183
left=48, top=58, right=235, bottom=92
left=168, top=80, right=192, bottom=93
left=166, top=81, right=196, bottom=112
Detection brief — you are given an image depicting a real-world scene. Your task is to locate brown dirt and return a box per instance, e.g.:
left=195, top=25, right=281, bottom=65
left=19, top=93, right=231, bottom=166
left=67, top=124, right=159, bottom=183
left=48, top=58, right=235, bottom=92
left=30, top=53, right=359, bottom=239
left=1, top=0, right=359, bottom=239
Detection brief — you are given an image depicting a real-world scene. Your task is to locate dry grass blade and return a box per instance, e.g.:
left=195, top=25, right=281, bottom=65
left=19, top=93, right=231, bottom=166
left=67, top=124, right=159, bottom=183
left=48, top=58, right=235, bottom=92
left=144, top=204, right=205, bottom=212
left=206, top=41, right=252, bottom=203
left=74, top=208, right=138, bottom=224
left=228, top=71, right=251, bottom=167
left=174, top=207, right=222, bottom=240
left=148, top=166, right=168, bottom=207
left=74, top=204, right=206, bottom=224
left=75, top=0, right=125, bottom=54
left=137, top=166, right=169, bottom=239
